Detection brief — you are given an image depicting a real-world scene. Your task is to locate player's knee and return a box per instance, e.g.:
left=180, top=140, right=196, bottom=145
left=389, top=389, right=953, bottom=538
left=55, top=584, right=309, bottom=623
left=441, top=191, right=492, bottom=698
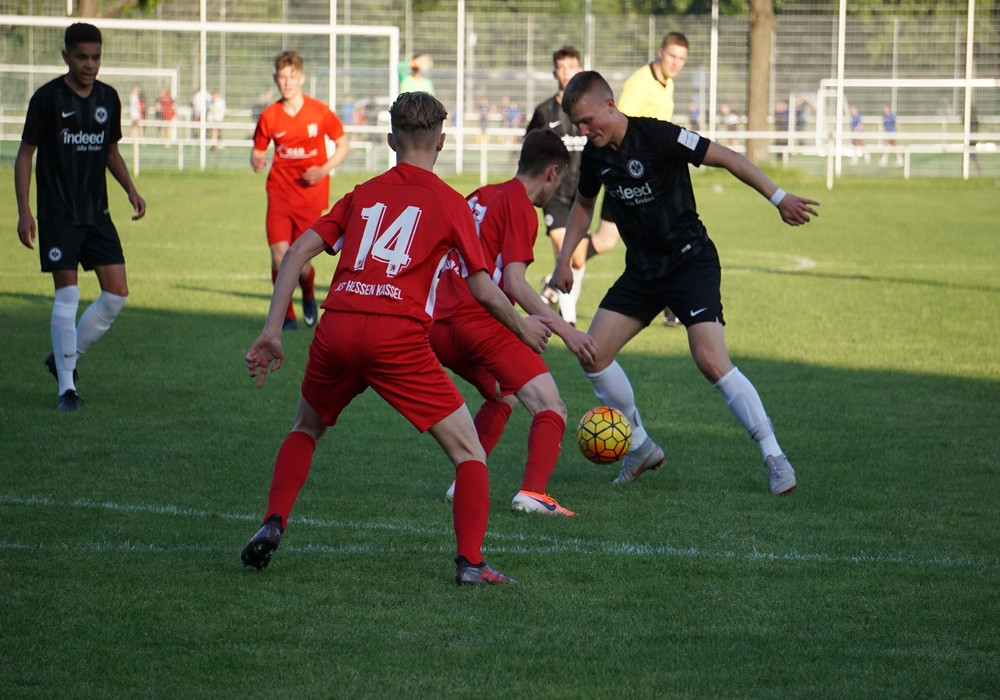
left=693, top=351, right=731, bottom=384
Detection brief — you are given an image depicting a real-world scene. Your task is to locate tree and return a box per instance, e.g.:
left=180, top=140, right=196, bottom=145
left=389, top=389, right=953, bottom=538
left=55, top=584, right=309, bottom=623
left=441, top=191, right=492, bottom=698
left=72, top=0, right=163, bottom=18
left=746, top=0, right=775, bottom=163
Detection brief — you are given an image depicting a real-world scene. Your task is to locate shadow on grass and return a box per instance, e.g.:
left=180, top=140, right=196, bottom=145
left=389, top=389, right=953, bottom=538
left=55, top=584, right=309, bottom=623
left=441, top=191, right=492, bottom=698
left=3, top=298, right=998, bottom=521
left=727, top=265, right=1000, bottom=294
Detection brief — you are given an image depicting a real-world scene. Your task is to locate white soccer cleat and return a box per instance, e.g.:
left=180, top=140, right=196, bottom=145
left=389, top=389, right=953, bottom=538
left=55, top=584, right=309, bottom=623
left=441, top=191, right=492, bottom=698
left=445, top=480, right=455, bottom=502
left=613, top=438, right=665, bottom=484
left=765, top=454, right=797, bottom=495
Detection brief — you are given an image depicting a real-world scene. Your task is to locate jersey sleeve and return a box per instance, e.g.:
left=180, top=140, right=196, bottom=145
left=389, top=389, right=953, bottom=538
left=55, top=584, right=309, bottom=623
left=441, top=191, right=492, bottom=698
left=109, top=88, right=123, bottom=143
left=311, top=190, right=351, bottom=252
left=21, top=90, right=48, bottom=145
left=657, top=121, right=710, bottom=166
left=323, top=108, right=345, bottom=141
left=252, top=109, right=272, bottom=151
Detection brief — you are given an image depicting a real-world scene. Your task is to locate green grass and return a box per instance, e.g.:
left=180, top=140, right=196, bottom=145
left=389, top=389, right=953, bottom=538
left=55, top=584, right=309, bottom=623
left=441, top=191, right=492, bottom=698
left=2, top=166, right=999, bottom=698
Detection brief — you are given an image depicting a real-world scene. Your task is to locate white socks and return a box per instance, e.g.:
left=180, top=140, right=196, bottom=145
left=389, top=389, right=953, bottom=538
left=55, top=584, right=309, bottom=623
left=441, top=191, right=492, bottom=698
left=50, top=288, right=127, bottom=394
left=714, top=367, right=781, bottom=459
left=585, top=360, right=648, bottom=447
left=558, top=264, right=585, bottom=325
left=51, top=286, right=81, bottom=394
left=77, top=291, right=128, bottom=354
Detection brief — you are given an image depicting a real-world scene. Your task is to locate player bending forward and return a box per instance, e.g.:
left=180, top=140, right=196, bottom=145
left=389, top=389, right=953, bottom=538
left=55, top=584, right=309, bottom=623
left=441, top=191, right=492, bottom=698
left=551, top=71, right=819, bottom=494
left=241, top=92, right=551, bottom=585
left=432, top=129, right=599, bottom=516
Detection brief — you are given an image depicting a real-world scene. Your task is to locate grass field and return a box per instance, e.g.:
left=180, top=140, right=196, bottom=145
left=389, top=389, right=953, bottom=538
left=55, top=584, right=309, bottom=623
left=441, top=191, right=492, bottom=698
left=2, top=165, right=999, bottom=698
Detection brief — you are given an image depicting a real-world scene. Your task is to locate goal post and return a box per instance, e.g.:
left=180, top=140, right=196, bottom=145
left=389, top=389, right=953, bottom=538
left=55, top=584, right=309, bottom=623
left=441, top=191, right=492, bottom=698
left=817, top=77, right=1000, bottom=182
left=0, top=14, right=400, bottom=171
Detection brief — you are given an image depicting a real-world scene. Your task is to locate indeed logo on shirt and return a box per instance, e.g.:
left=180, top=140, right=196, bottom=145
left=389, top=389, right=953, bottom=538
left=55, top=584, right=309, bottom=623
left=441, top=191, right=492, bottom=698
left=606, top=180, right=653, bottom=205
left=61, top=129, right=105, bottom=151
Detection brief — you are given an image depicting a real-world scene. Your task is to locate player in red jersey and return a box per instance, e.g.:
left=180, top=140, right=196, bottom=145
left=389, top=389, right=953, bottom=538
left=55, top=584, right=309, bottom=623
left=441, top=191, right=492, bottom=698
left=241, top=91, right=552, bottom=585
left=431, top=129, right=598, bottom=516
left=252, top=50, right=351, bottom=331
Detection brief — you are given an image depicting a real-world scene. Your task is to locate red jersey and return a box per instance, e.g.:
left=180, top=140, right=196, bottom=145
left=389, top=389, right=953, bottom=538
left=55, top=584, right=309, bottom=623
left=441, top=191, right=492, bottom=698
left=434, top=178, right=538, bottom=321
left=253, top=95, right=345, bottom=210
left=311, top=162, right=487, bottom=328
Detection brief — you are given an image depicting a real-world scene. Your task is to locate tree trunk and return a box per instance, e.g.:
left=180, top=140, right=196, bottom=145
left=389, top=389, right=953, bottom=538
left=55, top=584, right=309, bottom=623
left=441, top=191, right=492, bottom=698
left=72, top=0, right=99, bottom=15
left=72, top=0, right=142, bottom=17
left=747, top=0, right=776, bottom=164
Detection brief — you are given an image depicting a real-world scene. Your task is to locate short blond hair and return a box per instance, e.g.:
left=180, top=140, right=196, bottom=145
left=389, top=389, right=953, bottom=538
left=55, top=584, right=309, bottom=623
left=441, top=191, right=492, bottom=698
left=274, top=50, right=304, bottom=73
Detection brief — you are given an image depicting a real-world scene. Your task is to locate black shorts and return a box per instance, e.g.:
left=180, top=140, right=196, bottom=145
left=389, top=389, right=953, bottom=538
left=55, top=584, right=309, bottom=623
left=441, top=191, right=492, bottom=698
left=542, top=198, right=572, bottom=234
left=599, top=241, right=724, bottom=328
left=39, top=219, right=125, bottom=272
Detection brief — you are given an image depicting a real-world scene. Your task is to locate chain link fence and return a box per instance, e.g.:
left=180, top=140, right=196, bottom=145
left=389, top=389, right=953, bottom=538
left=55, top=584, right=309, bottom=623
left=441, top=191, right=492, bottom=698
left=2, top=1, right=997, bottom=179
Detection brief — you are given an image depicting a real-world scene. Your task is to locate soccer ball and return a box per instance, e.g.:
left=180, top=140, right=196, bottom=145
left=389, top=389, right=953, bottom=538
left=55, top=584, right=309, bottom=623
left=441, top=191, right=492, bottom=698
left=577, top=406, right=632, bottom=464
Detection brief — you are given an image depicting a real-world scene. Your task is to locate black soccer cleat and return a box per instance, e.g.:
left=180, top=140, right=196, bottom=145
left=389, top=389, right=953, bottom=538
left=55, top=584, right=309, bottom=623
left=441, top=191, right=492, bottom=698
left=45, top=353, right=79, bottom=383
left=302, top=297, right=318, bottom=327
left=56, top=389, right=83, bottom=411
left=455, top=555, right=516, bottom=586
left=241, top=514, right=284, bottom=571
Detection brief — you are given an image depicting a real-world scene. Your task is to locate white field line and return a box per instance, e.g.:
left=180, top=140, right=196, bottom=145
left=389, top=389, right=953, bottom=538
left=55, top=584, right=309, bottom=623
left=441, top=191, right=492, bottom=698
left=1, top=493, right=997, bottom=570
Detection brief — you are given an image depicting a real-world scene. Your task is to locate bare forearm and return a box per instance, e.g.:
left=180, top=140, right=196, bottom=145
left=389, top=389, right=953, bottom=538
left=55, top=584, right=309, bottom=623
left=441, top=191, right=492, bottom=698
left=14, top=146, right=33, bottom=216
left=107, top=150, right=139, bottom=198
left=557, top=197, right=594, bottom=268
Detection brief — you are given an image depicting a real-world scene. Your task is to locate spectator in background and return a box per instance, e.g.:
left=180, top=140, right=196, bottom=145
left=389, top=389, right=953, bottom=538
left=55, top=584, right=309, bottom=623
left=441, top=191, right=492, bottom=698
left=209, top=89, right=226, bottom=151
left=399, top=54, right=434, bottom=95
left=688, top=99, right=701, bottom=131
left=850, top=104, right=868, bottom=163
left=774, top=99, right=789, bottom=154
left=253, top=88, right=274, bottom=124
left=969, top=106, right=981, bottom=175
left=880, top=103, right=902, bottom=167
left=720, top=102, right=740, bottom=147
left=157, top=88, right=176, bottom=144
left=129, top=85, right=144, bottom=138
left=191, top=87, right=211, bottom=138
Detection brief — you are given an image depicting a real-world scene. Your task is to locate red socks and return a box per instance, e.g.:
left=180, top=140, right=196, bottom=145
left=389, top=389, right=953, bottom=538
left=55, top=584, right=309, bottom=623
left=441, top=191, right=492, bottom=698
left=300, top=264, right=316, bottom=302
left=265, top=430, right=316, bottom=527
left=520, top=409, right=565, bottom=494
left=452, top=459, right=489, bottom=564
left=473, top=399, right=514, bottom=457
left=272, top=265, right=316, bottom=320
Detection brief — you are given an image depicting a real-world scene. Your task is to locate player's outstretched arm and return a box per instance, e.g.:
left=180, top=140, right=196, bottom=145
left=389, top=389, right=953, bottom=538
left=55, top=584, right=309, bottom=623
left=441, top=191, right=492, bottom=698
left=467, top=270, right=552, bottom=354
left=502, top=261, right=597, bottom=364
left=247, top=229, right=327, bottom=386
left=14, top=142, right=37, bottom=249
left=701, top=142, right=819, bottom=226
left=551, top=193, right=596, bottom=292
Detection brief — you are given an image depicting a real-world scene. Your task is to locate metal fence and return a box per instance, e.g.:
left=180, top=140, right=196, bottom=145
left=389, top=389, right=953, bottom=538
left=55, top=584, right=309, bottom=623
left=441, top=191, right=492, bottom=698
left=1, top=1, right=997, bottom=181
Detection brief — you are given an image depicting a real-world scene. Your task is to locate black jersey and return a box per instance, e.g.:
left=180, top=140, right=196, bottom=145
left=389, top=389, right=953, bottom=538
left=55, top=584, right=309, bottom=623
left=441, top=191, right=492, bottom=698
left=578, top=117, right=712, bottom=280
left=22, top=77, right=123, bottom=226
left=526, top=95, right=587, bottom=209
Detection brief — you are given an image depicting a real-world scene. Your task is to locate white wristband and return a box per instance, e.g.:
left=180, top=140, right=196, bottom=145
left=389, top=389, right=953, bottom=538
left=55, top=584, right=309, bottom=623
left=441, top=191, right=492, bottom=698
left=770, top=188, right=786, bottom=207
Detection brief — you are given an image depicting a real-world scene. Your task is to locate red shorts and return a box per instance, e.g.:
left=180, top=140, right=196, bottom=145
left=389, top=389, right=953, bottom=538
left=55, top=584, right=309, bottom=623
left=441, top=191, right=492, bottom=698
left=302, top=311, right=466, bottom=433
left=429, top=315, right=548, bottom=401
left=266, top=203, right=325, bottom=247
